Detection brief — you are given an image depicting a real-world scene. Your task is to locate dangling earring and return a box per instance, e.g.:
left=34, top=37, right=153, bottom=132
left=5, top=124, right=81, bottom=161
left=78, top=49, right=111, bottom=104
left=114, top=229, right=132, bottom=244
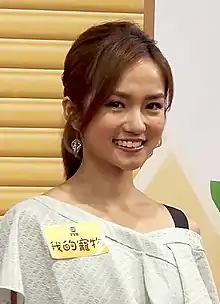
left=148, top=151, right=153, bottom=158
left=148, top=139, right=162, bottom=159
left=71, top=138, right=82, bottom=157
left=156, top=139, right=162, bottom=148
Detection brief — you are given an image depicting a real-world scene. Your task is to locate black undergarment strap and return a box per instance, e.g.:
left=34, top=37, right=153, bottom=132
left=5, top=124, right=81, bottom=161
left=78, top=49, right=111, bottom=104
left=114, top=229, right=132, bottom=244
left=164, top=205, right=189, bottom=229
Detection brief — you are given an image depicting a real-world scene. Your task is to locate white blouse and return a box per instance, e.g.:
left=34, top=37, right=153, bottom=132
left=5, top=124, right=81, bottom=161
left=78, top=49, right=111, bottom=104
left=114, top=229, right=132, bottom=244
left=0, top=195, right=219, bottom=303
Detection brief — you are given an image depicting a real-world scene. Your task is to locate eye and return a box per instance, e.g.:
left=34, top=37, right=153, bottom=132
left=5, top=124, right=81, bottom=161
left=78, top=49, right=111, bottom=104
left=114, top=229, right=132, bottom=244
left=146, top=102, right=164, bottom=111
left=105, top=100, right=124, bottom=109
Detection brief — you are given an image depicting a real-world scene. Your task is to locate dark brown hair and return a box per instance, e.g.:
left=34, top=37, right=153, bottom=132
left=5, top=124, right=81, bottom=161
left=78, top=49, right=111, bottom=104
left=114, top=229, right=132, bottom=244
left=61, top=20, right=174, bottom=179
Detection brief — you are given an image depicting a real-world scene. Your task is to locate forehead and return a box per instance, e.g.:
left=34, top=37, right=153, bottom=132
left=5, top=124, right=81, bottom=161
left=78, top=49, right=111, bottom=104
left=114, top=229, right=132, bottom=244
left=115, top=58, right=164, bottom=95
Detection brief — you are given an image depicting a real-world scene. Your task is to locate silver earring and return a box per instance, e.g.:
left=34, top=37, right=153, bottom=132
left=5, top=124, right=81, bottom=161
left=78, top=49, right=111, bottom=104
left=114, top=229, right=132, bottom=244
left=71, top=139, right=82, bottom=157
left=148, top=139, right=162, bottom=159
left=148, top=151, right=153, bottom=158
left=156, top=139, right=162, bottom=148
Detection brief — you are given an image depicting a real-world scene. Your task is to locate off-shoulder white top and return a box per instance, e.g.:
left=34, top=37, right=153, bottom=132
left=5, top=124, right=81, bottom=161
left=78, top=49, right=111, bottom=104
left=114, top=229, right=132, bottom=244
left=0, top=196, right=219, bottom=303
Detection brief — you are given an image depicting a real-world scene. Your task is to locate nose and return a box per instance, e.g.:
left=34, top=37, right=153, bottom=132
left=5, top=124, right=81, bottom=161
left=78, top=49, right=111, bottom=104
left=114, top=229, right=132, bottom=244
left=123, top=110, right=147, bottom=134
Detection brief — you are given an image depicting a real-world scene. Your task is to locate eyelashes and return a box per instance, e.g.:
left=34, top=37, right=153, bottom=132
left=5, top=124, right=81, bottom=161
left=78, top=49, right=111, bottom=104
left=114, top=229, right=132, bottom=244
left=105, top=100, right=164, bottom=111
left=105, top=101, right=124, bottom=109
left=146, top=102, right=164, bottom=110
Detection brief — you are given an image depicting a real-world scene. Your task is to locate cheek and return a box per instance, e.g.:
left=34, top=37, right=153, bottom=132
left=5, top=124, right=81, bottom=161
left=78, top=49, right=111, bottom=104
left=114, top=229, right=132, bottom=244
left=148, top=115, right=166, bottom=137
left=83, top=116, right=117, bottom=142
left=157, top=119, right=166, bottom=133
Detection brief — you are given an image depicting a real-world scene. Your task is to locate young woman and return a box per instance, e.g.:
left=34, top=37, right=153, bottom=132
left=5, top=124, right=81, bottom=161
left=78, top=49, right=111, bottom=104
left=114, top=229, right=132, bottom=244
left=0, top=21, right=219, bottom=303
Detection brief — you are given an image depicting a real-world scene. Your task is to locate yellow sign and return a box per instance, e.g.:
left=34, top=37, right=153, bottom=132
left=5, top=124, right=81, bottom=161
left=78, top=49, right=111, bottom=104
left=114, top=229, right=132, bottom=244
left=43, top=222, right=109, bottom=259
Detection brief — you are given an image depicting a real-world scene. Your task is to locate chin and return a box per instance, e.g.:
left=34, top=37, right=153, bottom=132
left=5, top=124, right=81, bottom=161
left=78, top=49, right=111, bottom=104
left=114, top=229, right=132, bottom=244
left=111, top=155, right=147, bottom=172
left=117, top=162, right=143, bottom=172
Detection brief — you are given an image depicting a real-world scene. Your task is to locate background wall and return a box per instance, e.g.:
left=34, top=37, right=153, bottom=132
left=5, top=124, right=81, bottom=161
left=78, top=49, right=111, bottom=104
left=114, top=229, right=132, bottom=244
left=136, top=0, right=220, bottom=291
left=2, top=0, right=218, bottom=293
left=0, top=0, right=143, bottom=215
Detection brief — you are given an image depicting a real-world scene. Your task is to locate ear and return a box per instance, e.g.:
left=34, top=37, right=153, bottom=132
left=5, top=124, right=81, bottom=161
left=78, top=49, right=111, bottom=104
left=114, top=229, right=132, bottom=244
left=62, top=96, right=80, bottom=131
left=62, top=96, right=73, bottom=121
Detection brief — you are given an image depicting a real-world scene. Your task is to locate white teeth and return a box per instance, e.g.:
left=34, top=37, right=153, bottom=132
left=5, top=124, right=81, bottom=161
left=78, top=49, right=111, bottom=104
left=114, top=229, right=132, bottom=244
left=133, top=142, right=141, bottom=147
left=114, top=140, right=143, bottom=148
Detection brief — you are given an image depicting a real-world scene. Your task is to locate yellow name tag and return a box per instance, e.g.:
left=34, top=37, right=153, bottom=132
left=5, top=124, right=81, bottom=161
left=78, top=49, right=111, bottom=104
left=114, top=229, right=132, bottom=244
left=43, top=222, right=109, bottom=259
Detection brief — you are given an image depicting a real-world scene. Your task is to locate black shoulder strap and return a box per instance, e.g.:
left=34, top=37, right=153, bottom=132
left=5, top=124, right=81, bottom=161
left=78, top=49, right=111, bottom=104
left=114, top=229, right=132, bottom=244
left=164, top=205, right=189, bottom=229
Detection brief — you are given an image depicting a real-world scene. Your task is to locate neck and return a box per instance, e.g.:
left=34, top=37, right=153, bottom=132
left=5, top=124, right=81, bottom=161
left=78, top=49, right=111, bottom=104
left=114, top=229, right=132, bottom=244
left=67, top=158, right=136, bottom=205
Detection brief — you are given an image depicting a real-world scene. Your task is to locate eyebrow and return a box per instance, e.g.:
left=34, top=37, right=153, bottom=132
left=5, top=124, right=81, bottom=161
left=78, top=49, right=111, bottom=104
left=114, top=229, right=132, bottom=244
left=113, top=90, right=165, bottom=101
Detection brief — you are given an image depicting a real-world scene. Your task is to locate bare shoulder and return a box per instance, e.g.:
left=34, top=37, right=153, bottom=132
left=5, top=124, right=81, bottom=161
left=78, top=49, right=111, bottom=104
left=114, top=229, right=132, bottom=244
left=134, top=189, right=201, bottom=234
left=175, top=205, right=201, bottom=234
left=188, top=217, right=201, bottom=234
left=173, top=205, right=201, bottom=235
left=174, top=203, right=200, bottom=235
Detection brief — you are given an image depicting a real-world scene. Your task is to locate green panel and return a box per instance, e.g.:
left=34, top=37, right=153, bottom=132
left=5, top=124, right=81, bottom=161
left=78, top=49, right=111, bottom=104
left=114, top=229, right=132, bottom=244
left=210, top=180, right=220, bottom=211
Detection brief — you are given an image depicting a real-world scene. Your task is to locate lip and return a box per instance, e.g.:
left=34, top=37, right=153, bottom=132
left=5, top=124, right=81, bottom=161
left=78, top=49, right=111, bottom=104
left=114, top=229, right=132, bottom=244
left=113, top=138, right=146, bottom=142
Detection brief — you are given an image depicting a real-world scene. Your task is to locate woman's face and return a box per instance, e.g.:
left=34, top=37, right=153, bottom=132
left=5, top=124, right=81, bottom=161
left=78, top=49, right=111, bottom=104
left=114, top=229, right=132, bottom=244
left=82, top=58, right=166, bottom=172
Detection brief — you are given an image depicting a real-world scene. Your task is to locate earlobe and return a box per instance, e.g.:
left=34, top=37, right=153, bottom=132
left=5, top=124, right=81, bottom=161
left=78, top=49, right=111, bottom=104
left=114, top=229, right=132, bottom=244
left=62, top=96, right=73, bottom=121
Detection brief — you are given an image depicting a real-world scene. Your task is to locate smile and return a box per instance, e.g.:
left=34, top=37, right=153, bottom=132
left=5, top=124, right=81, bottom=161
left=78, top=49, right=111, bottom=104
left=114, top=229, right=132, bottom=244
left=113, top=139, right=146, bottom=151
